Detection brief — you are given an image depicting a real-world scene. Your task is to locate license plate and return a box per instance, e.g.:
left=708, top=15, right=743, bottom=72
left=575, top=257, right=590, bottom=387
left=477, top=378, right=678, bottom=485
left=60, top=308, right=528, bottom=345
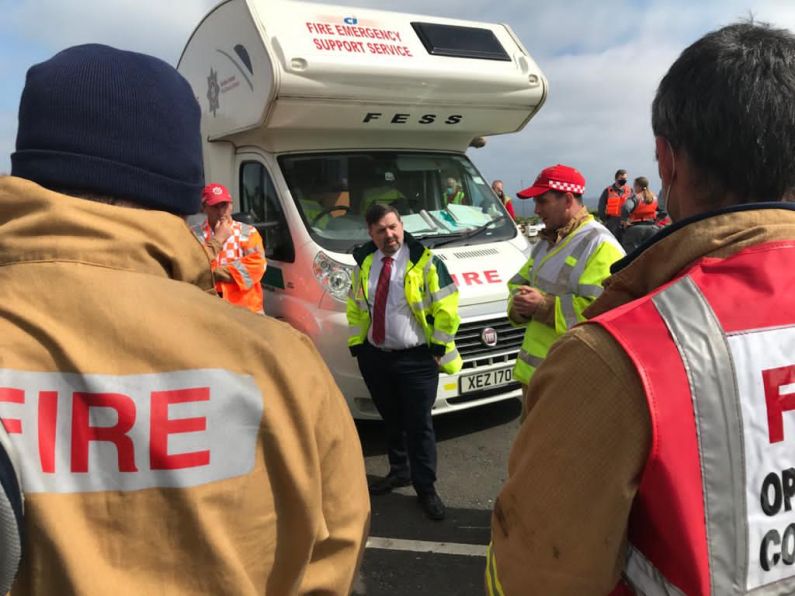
left=459, top=367, right=514, bottom=394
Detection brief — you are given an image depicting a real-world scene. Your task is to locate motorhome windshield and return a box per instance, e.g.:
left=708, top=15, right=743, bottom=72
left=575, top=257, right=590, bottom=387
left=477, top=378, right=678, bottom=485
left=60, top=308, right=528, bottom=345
left=279, top=152, right=516, bottom=253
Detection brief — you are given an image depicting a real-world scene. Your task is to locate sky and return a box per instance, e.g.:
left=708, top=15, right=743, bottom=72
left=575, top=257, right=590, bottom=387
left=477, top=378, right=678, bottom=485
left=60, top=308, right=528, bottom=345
left=2, top=0, right=794, bottom=218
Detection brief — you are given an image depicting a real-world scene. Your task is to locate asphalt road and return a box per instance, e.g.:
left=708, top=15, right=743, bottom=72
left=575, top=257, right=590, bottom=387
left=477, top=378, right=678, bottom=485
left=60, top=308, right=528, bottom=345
left=352, top=397, right=523, bottom=596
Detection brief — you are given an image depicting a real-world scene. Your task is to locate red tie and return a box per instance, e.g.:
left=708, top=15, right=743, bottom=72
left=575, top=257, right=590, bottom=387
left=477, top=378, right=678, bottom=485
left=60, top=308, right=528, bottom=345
left=372, top=256, right=393, bottom=345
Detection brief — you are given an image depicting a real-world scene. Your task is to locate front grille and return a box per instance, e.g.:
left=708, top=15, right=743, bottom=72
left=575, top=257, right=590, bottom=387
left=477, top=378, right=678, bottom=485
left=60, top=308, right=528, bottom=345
left=456, top=316, right=524, bottom=370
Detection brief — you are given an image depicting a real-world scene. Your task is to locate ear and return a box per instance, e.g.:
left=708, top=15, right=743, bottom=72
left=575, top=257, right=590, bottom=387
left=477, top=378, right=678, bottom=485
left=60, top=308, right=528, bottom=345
left=655, top=136, right=675, bottom=187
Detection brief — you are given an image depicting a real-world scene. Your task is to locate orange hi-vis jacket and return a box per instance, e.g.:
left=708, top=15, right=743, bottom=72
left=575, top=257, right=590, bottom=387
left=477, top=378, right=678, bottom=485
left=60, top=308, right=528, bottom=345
left=193, top=220, right=266, bottom=314
left=628, top=196, right=658, bottom=223
left=0, top=176, right=369, bottom=595
left=605, top=184, right=633, bottom=217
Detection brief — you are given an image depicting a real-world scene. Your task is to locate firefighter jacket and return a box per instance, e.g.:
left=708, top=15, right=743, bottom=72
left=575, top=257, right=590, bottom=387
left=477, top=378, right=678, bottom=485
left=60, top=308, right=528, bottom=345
left=347, top=232, right=462, bottom=374
left=192, top=220, right=266, bottom=314
left=0, top=176, right=369, bottom=595
left=488, top=204, right=795, bottom=595
left=508, top=213, right=623, bottom=385
left=594, top=232, right=795, bottom=595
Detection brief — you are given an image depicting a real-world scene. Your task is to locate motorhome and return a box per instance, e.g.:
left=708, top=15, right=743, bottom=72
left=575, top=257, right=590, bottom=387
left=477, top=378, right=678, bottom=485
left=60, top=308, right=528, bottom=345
left=178, top=0, right=548, bottom=419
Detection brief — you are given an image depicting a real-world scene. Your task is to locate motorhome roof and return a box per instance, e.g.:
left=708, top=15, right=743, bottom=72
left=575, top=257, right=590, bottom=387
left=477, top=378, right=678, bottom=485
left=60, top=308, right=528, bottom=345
left=178, top=0, right=548, bottom=152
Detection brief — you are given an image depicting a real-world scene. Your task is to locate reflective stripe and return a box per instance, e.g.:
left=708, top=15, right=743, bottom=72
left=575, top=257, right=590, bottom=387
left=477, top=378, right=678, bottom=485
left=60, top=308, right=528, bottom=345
left=552, top=227, right=600, bottom=288
left=624, top=545, right=686, bottom=596
left=432, top=329, right=455, bottom=344
left=348, top=325, right=363, bottom=339
left=239, top=225, right=251, bottom=242
left=559, top=294, right=578, bottom=329
left=231, top=261, right=253, bottom=289
left=432, top=283, right=457, bottom=303
left=534, top=278, right=567, bottom=296
left=356, top=299, right=368, bottom=311
left=439, top=348, right=460, bottom=366
left=485, top=544, right=505, bottom=596
left=652, top=278, right=747, bottom=595
left=577, top=284, right=604, bottom=298
left=242, top=245, right=260, bottom=256
left=517, top=349, right=544, bottom=369
left=411, top=300, right=426, bottom=313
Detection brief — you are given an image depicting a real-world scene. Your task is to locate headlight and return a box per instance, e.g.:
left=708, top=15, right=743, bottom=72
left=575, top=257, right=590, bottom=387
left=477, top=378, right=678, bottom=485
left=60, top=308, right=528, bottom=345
left=313, top=251, right=353, bottom=302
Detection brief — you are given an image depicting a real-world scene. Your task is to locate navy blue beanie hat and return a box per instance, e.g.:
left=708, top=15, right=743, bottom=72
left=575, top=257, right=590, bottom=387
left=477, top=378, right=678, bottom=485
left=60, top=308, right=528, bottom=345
left=11, top=44, right=204, bottom=215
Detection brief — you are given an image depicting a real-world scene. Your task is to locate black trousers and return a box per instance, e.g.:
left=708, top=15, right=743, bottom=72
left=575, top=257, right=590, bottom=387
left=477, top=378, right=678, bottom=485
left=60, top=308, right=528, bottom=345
left=357, top=341, right=439, bottom=495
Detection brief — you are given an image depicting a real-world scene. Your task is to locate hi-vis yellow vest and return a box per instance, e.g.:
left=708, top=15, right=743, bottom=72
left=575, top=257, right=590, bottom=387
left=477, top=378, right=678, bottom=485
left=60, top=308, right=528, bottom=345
left=508, top=216, right=624, bottom=384
left=347, top=234, right=462, bottom=374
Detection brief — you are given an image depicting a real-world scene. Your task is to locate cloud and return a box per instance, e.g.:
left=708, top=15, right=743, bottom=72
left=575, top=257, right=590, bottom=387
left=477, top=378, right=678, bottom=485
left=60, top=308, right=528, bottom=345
left=1, top=0, right=217, bottom=63
left=4, top=0, right=795, bottom=209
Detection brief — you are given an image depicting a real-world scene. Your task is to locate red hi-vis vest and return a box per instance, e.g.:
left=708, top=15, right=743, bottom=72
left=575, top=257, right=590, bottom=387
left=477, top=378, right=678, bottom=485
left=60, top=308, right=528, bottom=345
left=605, top=184, right=632, bottom=217
left=593, top=241, right=795, bottom=595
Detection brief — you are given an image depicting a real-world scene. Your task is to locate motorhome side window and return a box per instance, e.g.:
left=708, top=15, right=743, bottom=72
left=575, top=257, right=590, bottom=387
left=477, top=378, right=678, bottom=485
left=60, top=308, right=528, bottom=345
left=239, top=161, right=295, bottom=262
left=278, top=152, right=516, bottom=254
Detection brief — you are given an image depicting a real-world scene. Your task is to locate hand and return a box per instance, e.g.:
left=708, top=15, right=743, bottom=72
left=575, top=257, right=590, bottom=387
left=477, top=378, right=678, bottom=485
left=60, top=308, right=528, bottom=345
left=433, top=355, right=441, bottom=368
left=214, top=217, right=234, bottom=244
left=512, top=286, right=545, bottom=317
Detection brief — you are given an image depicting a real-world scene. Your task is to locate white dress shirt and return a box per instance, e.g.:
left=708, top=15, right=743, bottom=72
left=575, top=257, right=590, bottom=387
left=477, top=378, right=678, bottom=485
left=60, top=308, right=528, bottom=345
left=367, top=243, right=425, bottom=350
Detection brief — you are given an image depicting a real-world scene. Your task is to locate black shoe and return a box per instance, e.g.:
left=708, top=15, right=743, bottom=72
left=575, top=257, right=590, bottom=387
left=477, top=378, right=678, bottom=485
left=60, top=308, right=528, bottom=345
left=418, top=492, right=446, bottom=521
left=368, top=474, right=411, bottom=496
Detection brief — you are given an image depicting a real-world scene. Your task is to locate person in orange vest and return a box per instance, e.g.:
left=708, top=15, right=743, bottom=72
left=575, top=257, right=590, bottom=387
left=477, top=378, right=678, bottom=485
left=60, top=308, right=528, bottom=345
left=491, top=179, right=516, bottom=219
left=192, top=183, right=267, bottom=314
left=597, top=168, right=632, bottom=239
left=619, top=176, right=659, bottom=253
left=488, top=22, right=795, bottom=595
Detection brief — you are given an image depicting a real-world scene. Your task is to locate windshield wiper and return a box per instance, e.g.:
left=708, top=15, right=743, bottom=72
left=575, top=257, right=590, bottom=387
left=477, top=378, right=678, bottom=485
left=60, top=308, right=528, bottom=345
left=430, top=216, right=508, bottom=248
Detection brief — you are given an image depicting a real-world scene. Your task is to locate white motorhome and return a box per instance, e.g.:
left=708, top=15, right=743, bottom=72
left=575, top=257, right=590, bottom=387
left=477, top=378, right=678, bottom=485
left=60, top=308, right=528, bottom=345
left=178, top=0, right=548, bottom=419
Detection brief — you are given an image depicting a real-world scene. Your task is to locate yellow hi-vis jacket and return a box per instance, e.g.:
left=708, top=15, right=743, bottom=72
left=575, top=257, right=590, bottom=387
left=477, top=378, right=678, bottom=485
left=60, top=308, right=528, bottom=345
left=347, top=233, right=463, bottom=374
left=509, top=215, right=624, bottom=384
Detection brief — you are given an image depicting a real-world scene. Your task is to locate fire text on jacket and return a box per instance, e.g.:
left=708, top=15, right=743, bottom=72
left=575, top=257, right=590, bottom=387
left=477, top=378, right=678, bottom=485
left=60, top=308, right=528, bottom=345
left=0, top=369, right=263, bottom=493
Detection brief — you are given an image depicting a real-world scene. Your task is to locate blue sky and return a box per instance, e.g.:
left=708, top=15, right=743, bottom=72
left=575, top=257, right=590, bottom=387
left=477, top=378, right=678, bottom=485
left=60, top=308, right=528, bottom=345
left=2, top=0, right=793, bottom=217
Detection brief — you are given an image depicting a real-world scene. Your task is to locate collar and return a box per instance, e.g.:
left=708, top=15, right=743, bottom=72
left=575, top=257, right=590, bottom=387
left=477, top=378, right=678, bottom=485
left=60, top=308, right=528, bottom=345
left=0, top=176, right=214, bottom=291
left=539, top=206, right=591, bottom=245
left=586, top=203, right=795, bottom=318
left=611, top=202, right=795, bottom=273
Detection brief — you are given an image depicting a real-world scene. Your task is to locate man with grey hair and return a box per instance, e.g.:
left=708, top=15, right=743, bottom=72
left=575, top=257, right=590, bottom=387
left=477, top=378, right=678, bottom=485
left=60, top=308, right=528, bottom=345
left=489, top=22, right=795, bottom=595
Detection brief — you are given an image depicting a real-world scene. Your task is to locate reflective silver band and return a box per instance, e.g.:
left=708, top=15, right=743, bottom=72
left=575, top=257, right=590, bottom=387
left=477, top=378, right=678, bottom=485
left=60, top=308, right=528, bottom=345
left=559, top=294, right=578, bottom=329
left=517, top=349, right=543, bottom=368
left=653, top=277, right=746, bottom=595
left=432, top=329, right=455, bottom=344
left=231, top=261, right=253, bottom=289
left=577, top=284, right=604, bottom=298
left=432, top=283, right=457, bottom=303
left=625, top=546, right=686, bottom=596
left=348, top=325, right=363, bottom=339
left=439, top=348, right=460, bottom=365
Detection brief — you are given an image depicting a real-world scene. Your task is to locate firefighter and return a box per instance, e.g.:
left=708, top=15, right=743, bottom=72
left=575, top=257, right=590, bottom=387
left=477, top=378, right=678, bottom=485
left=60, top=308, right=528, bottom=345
left=489, top=22, right=795, bottom=595
left=508, top=164, right=624, bottom=419
left=4, top=43, right=368, bottom=594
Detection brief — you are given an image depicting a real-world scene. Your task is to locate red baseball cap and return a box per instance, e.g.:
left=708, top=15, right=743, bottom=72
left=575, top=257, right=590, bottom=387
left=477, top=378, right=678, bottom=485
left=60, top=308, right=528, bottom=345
left=517, top=164, right=586, bottom=199
left=202, top=183, right=233, bottom=206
